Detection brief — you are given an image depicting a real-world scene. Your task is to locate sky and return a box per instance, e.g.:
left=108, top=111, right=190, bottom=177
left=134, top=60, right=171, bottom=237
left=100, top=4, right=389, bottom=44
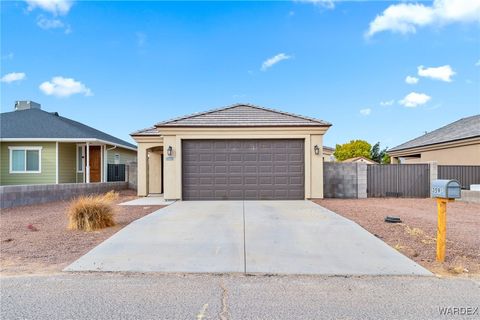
left=1, top=0, right=479, bottom=149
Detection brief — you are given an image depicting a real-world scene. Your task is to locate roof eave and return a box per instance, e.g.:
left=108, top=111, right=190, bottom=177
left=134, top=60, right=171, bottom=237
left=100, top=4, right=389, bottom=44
left=0, top=137, right=137, bottom=151
left=388, top=135, right=480, bottom=154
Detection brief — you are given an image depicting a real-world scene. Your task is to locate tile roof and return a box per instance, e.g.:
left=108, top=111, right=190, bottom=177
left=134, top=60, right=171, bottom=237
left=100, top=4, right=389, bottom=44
left=155, top=103, right=331, bottom=127
left=0, top=108, right=136, bottom=149
left=131, top=126, right=159, bottom=136
left=389, top=114, right=480, bottom=152
left=342, top=156, right=377, bottom=164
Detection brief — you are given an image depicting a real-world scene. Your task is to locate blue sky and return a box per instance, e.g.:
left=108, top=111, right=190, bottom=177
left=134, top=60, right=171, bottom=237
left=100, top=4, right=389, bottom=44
left=1, top=0, right=479, bottom=149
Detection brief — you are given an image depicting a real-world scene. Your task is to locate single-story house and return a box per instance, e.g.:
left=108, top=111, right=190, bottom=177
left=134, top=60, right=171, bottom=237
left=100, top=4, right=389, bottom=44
left=131, top=103, right=331, bottom=200
left=0, top=101, right=137, bottom=186
left=389, top=114, right=480, bottom=165
left=342, top=156, right=377, bottom=164
left=322, top=146, right=335, bottom=162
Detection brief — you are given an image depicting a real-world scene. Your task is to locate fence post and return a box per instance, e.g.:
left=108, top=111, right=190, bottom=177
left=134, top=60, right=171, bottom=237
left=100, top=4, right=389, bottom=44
left=357, top=163, right=367, bottom=199
left=429, top=161, right=438, bottom=198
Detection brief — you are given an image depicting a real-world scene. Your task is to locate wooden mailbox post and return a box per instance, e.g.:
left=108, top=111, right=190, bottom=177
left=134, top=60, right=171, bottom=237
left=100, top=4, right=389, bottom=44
left=431, top=179, right=461, bottom=262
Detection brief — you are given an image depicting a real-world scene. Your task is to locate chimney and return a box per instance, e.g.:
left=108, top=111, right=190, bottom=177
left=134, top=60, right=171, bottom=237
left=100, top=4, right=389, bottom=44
left=15, top=100, right=41, bottom=111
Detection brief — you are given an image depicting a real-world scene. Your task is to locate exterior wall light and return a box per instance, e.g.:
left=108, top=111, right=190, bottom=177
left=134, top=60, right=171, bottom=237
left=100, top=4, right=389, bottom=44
left=167, top=146, right=173, bottom=156
left=314, top=145, right=320, bottom=155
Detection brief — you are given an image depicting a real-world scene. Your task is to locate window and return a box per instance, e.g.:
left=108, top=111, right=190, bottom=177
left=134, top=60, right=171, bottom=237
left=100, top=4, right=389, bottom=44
left=9, top=147, right=42, bottom=173
left=77, top=145, right=84, bottom=172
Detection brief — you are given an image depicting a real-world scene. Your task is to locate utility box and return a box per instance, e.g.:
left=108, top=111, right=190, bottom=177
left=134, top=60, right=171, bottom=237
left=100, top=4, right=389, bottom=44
left=431, top=179, right=461, bottom=199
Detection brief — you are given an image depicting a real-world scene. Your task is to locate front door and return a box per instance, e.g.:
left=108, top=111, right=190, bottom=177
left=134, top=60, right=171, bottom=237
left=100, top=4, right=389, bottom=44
left=89, top=146, right=101, bottom=182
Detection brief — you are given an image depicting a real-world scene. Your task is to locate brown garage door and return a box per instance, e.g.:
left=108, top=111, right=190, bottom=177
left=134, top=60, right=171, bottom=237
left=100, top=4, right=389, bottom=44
left=182, top=139, right=304, bottom=200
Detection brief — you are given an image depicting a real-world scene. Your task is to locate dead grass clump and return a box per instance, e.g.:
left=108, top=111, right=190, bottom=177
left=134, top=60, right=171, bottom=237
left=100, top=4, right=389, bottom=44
left=101, top=190, right=120, bottom=203
left=67, top=195, right=115, bottom=232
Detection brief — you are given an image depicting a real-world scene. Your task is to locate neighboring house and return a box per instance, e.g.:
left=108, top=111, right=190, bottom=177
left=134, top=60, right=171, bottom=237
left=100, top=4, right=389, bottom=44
left=342, top=156, right=377, bottom=164
left=389, top=115, right=480, bottom=165
left=322, top=146, right=335, bottom=162
left=0, top=101, right=137, bottom=186
left=131, top=103, right=331, bottom=200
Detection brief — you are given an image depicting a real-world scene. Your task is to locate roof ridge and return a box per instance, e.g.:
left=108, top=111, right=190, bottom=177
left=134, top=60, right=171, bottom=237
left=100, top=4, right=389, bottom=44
left=155, top=103, right=331, bottom=126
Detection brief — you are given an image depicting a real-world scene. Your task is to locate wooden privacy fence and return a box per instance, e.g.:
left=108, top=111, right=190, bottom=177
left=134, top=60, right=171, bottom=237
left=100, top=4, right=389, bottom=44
left=438, top=165, right=480, bottom=189
left=367, top=164, right=430, bottom=198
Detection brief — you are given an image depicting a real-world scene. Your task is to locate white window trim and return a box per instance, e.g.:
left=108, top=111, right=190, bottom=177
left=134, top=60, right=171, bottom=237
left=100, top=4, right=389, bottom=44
left=8, top=146, right=43, bottom=174
left=76, top=144, right=85, bottom=173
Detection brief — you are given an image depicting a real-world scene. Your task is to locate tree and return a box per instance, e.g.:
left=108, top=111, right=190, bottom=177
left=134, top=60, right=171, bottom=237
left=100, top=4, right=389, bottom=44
left=333, top=140, right=371, bottom=161
left=370, top=142, right=390, bottom=164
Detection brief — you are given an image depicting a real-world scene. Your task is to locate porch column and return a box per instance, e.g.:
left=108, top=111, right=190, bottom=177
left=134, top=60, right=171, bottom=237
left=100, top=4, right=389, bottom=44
left=86, top=142, right=90, bottom=183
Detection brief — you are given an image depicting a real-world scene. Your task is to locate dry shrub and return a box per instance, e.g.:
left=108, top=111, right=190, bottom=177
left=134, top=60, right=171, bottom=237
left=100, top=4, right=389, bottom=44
left=101, top=190, right=119, bottom=203
left=67, top=194, right=115, bottom=232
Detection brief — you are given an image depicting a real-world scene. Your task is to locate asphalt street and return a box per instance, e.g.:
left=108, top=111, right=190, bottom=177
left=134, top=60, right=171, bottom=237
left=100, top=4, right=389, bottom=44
left=1, top=273, right=479, bottom=320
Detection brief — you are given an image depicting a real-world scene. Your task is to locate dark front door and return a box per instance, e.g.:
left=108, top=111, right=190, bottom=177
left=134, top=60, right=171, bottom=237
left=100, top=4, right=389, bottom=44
left=182, top=139, right=305, bottom=200
left=89, top=146, right=101, bottom=182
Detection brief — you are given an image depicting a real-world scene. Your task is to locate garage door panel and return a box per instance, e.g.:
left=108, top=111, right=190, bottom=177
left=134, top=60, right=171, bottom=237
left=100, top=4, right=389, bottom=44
left=244, top=166, right=258, bottom=174
left=259, top=166, right=273, bottom=174
left=199, top=154, right=213, bottom=162
left=289, top=165, right=303, bottom=173
left=182, top=139, right=304, bottom=200
left=215, top=166, right=227, bottom=174
left=229, top=165, right=243, bottom=174
left=199, top=165, right=213, bottom=174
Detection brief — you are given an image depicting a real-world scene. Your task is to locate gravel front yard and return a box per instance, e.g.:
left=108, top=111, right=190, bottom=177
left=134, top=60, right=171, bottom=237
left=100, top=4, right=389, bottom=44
left=0, top=190, right=165, bottom=275
left=315, top=198, right=480, bottom=277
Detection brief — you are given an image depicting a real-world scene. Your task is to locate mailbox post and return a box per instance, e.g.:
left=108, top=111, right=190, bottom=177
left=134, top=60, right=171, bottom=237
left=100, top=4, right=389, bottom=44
left=431, top=179, right=461, bottom=262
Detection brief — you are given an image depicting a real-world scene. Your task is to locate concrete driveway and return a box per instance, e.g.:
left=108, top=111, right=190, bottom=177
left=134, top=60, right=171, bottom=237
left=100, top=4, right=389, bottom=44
left=66, top=201, right=431, bottom=275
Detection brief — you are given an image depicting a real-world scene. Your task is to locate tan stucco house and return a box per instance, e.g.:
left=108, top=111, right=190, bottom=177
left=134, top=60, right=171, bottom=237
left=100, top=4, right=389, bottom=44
left=131, top=104, right=331, bottom=200
left=322, top=146, right=335, bottom=162
left=389, top=114, right=480, bottom=165
left=342, top=156, right=377, bottom=164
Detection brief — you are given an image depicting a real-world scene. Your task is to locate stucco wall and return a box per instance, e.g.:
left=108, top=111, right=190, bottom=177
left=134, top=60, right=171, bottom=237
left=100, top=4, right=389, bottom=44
left=392, top=143, right=480, bottom=165
left=0, top=142, right=56, bottom=186
left=419, top=144, right=480, bottom=165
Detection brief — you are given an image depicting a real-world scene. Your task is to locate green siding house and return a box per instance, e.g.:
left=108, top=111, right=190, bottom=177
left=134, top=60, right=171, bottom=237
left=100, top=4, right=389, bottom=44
left=0, top=101, right=137, bottom=186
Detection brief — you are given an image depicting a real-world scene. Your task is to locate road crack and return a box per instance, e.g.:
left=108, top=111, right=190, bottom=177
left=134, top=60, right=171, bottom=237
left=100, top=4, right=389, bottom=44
left=219, top=279, right=230, bottom=320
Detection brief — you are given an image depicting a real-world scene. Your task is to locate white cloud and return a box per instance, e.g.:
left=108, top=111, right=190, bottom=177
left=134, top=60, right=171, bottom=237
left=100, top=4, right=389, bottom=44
left=417, top=65, right=455, bottom=82
left=380, top=100, right=395, bottom=106
left=261, top=53, right=292, bottom=71
left=36, top=15, right=71, bottom=33
left=475, top=59, right=480, bottom=66
left=25, top=0, right=74, bottom=15
left=297, top=0, right=336, bottom=9
left=405, top=75, right=419, bottom=84
left=1, top=52, right=14, bottom=60
left=39, top=76, right=92, bottom=97
left=399, top=92, right=431, bottom=107
left=1, top=72, right=26, bottom=83
left=366, top=0, right=480, bottom=38
left=360, top=108, right=372, bottom=116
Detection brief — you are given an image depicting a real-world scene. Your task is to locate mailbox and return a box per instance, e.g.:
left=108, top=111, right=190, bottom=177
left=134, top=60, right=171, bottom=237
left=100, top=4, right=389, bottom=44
left=431, top=179, right=461, bottom=199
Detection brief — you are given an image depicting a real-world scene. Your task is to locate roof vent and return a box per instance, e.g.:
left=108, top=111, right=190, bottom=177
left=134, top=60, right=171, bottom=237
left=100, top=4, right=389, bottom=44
left=15, top=100, right=41, bottom=111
